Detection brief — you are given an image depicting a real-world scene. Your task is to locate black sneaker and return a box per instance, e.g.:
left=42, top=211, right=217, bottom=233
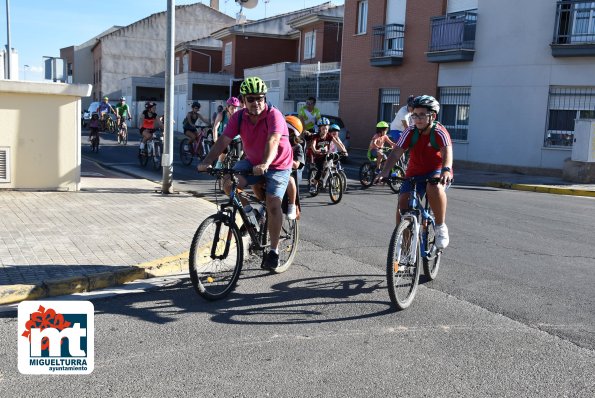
left=262, top=250, right=279, bottom=270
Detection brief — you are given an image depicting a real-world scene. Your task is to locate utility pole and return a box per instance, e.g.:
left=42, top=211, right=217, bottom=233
left=5, top=0, right=12, bottom=79
left=161, top=0, right=175, bottom=194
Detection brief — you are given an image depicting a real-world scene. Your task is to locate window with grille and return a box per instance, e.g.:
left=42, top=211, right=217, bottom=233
left=545, top=86, right=595, bottom=147
left=357, top=1, right=368, bottom=34
left=379, top=88, right=400, bottom=124
left=438, top=87, right=470, bottom=141
left=304, top=31, right=316, bottom=60
left=224, top=42, right=232, bottom=66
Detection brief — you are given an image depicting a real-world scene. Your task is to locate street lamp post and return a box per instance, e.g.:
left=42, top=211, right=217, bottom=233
left=23, top=64, right=29, bottom=80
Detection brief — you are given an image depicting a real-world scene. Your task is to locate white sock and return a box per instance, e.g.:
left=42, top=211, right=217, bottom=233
left=287, top=204, right=296, bottom=212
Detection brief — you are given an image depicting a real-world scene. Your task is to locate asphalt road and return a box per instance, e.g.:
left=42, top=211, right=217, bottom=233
left=0, top=130, right=593, bottom=396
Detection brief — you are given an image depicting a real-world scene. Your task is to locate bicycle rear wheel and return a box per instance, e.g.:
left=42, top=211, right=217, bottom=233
left=189, top=214, right=243, bottom=300
left=386, top=219, right=421, bottom=310
left=338, top=169, right=348, bottom=192
left=359, top=162, right=374, bottom=188
left=329, top=173, right=343, bottom=204
left=180, top=138, right=193, bottom=166
left=388, top=166, right=406, bottom=194
left=422, top=218, right=441, bottom=280
left=273, top=218, right=299, bottom=273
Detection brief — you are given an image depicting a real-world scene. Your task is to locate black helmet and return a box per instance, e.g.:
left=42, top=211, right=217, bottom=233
left=412, top=95, right=440, bottom=114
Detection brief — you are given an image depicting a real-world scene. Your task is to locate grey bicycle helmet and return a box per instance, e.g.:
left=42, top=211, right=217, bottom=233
left=412, top=95, right=440, bottom=114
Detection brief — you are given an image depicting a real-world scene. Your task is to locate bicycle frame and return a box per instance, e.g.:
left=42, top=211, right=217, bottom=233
left=215, top=171, right=268, bottom=252
left=399, top=177, right=439, bottom=263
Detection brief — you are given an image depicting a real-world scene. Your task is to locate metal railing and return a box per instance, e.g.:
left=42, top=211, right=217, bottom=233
left=552, top=0, right=595, bottom=45
left=428, top=11, right=477, bottom=52
left=371, top=24, right=405, bottom=58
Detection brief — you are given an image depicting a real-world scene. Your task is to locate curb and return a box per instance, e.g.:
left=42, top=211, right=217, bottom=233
left=0, top=252, right=189, bottom=305
left=487, top=182, right=595, bottom=198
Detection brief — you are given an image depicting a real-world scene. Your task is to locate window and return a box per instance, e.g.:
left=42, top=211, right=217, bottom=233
left=182, top=54, right=188, bottom=73
left=224, top=42, right=232, bottom=66
left=304, top=31, right=316, bottom=60
left=545, top=86, right=595, bottom=147
left=357, top=1, right=368, bottom=34
left=571, top=1, right=595, bottom=43
left=175, top=57, right=180, bottom=74
left=438, top=87, right=471, bottom=141
left=379, top=88, right=400, bottom=123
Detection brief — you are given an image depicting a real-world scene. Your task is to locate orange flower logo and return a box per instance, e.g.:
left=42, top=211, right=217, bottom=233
left=22, top=305, right=72, bottom=350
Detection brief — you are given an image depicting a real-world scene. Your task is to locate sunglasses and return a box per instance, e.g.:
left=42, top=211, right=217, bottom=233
left=246, top=95, right=265, bottom=103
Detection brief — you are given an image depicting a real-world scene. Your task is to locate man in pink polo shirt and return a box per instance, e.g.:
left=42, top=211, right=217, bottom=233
left=198, top=77, right=293, bottom=270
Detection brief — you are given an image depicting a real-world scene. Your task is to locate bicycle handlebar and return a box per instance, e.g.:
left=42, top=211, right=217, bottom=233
left=200, top=167, right=253, bottom=178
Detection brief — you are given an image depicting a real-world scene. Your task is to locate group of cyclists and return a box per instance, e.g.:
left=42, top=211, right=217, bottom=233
left=193, top=76, right=453, bottom=270
left=86, top=75, right=453, bottom=269
left=87, top=96, right=132, bottom=145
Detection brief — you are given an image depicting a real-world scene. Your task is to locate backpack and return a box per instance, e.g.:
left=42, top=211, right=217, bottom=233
left=409, top=121, right=441, bottom=151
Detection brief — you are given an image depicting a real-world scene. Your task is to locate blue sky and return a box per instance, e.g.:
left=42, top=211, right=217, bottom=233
left=1, top=0, right=344, bottom=81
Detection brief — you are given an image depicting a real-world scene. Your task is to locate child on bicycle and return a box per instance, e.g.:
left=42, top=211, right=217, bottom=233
left=368, top=121, right=396, bottom=172
left=285, top=115, right=305, bottom=220
left=88, top=113, right=100, bottom=142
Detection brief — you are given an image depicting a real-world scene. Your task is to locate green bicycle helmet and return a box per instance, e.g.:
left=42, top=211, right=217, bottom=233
left=376, top=121, right=389, bottom=129
left=240, top=77, right=268, bottom=95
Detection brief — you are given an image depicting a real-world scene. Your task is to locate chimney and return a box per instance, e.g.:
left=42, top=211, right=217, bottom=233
left=210, top=0, right=219, bottom=10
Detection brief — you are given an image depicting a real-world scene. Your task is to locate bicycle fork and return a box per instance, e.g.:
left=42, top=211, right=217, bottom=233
left=210, top=215, right=234, bottom=259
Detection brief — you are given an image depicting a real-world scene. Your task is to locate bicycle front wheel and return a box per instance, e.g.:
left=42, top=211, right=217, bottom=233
left=139, top=149, right=148, bottom=167
left=339, top=170, right=348, bottom=192
left=328, top=173, right=343, bottom=204
left=189, top=214, right=243, bottom=300
left=359, top=162, right=374, bottom=187
left=388, top=166, right=406, bottom=194
left=422, top=218, right=442, bottom=281
left=152, top=143, right=162, bottom=170
left=386, top=219, right=421, bottom=310
left=180, top=138, right=193, bottom=166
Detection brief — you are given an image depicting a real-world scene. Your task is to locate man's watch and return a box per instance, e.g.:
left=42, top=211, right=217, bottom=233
left=441, top=166, right=452, bottom=173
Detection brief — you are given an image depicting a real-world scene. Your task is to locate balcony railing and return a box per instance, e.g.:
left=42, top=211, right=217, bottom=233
left=370, top=24, right=404, bottom=67
left=426, top=11, right=477, bottom=63
left=551, top=0, right=595, bottom=56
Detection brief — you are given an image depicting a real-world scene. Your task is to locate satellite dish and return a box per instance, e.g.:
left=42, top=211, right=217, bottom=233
left=235, top=0, right=258, bottom=10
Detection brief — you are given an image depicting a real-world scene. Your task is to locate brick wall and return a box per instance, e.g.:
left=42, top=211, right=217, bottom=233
left=340, top=0, right=445, bottom=149
left=221, top=36, right=298, bottom=78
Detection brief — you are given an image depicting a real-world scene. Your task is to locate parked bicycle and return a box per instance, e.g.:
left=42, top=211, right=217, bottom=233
left=359, top=148, right=406, bottom=193
left=139, top=129, right=163, bottom=170
left=189, top=168, right=299, bottom=300
left=307, top=151, right=344, bottom=203
left=386, top=176, right=446, bottom=310
left=180, top=125, right=213, bottom=166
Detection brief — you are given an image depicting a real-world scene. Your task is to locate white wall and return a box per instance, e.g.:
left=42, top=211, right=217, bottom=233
left=439, top=0, right=595, bottom=170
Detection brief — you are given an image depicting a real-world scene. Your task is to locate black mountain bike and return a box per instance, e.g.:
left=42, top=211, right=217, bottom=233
left=189, top=168, right=299, bottom=300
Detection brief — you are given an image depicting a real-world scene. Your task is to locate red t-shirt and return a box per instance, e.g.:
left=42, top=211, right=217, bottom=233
left=396, top=123, right=452, bottom=177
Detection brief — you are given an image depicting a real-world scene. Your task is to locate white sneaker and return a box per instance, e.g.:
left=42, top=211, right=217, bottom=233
left=434, top=224, right=449, bottom=249
left=287, top=204, right=297, bottom=220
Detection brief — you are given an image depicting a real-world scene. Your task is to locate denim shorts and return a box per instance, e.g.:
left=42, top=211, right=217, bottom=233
left=233, top=159, right=291, bottom=199
left=399, top=170, right=442, bottom=198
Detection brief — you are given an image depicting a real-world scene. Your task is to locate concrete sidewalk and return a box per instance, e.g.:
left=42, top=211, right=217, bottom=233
left=1, top=155, right=594, bottom=305
left=0, top=160, right=216, bottom=304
